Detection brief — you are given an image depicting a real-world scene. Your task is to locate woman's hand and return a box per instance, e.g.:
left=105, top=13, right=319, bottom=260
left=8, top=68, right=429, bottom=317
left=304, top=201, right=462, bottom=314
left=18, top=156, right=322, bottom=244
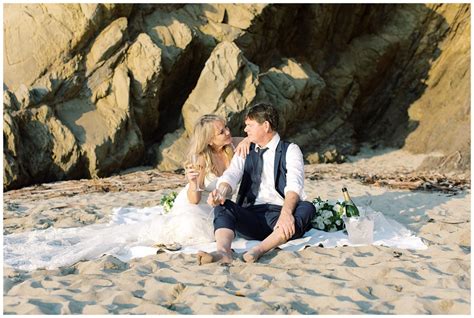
left=186, top=165, right=201, bottom=204
left=234, top=137, right=251, bottom=158
left=185, top=164, right=200, bottom=185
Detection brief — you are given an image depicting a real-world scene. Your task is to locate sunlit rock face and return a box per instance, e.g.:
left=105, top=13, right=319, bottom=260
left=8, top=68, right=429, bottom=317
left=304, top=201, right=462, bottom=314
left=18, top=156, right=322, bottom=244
left=3, top=3, right=470, bottom=190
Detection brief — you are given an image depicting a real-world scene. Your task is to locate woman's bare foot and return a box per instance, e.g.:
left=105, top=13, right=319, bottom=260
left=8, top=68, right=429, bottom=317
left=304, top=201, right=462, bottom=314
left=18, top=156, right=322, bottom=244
left=242, top=248, right=263, bottom=263
left=197, top=250, right=233, bottom=265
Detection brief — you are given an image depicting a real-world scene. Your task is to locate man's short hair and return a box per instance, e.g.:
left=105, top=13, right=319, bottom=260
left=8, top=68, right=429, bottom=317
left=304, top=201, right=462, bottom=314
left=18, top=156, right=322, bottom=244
left=245, top=102, right=279, bottom=131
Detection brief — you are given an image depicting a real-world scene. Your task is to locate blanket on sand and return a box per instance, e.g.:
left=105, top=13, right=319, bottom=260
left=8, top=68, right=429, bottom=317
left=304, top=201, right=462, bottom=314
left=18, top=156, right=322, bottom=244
left=117, top=205, right=427, bottom=261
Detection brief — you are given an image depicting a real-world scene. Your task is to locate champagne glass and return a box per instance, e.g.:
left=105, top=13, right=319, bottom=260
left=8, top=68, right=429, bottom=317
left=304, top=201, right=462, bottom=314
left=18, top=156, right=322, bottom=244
left=191, top=154, right=204, bottom=191
left=363, top=192, right=373, bottom=207
left=215, top=183, right=230, bottom=204
left=362, top=191, right=373, bottom=217
left=214, top=189, right=222, bottom=202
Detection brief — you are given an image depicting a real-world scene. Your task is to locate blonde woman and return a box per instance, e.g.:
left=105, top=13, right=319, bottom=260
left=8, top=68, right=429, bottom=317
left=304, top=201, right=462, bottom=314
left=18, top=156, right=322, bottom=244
left=148, top=114, right=250, bottom=245
left=4, top=114, right=250, bottom=271
left=185, top=114, right=248, bottom=204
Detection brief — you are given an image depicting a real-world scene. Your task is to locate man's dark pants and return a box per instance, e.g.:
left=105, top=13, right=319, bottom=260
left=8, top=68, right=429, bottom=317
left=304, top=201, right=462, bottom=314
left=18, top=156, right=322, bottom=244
left=213, top=200, right=315, bottom=241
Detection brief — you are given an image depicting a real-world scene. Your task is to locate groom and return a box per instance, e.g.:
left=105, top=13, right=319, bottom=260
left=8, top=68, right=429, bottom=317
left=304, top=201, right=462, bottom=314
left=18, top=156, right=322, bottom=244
left=200, top=103, right=315, bottom=265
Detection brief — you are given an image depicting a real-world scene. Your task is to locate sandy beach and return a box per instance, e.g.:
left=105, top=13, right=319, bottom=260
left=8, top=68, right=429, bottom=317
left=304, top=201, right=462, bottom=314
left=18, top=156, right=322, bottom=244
left=3, top=147, right=470, bottom=314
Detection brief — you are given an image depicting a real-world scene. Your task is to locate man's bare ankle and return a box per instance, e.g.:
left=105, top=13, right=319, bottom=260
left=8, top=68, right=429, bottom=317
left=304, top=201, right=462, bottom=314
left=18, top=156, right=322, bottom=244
left=216, top=248, right=232, bottom=256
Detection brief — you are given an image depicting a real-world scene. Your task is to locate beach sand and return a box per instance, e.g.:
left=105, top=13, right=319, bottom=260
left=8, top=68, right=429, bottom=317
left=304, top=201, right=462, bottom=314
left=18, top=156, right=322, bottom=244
left=3, top=147, right=470, bottom=314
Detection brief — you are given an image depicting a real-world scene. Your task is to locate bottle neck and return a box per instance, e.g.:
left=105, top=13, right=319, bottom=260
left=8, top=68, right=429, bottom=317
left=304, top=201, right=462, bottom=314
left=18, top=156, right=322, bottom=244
left=343, top=191, right=351, bottom=202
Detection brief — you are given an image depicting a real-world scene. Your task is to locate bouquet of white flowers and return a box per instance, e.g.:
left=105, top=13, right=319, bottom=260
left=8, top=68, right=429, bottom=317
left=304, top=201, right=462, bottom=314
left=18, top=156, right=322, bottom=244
left=160, top=191, right=178, bottom=213
left=311, top=197, right=346, bottom=232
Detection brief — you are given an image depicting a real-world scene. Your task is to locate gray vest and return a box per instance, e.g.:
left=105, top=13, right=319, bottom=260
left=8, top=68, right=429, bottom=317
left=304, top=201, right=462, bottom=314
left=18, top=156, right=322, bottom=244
left=236, top=140, right=290, bottom=207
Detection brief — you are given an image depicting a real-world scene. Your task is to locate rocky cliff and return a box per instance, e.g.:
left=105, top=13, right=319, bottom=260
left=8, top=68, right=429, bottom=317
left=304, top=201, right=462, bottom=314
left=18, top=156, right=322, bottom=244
left=3, top=3, right=470, bottom=190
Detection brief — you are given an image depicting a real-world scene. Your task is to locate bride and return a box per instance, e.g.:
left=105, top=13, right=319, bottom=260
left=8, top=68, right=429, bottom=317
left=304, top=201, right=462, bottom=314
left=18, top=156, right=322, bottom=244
left=142, top=114, right=249, bottom=246
left=4, top=114, right=249, bottom=271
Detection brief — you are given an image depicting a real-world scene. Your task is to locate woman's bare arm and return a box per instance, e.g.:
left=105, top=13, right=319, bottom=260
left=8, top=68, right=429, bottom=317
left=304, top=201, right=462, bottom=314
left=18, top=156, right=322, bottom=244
left=232, top=137, right=251, bottom=158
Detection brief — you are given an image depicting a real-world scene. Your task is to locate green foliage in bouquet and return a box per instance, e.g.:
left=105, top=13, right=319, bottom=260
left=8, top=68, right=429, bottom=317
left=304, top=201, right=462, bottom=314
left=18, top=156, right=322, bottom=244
left=160, top=191, right=178, bottom=213
left=311, top=197, right=347, bottom=232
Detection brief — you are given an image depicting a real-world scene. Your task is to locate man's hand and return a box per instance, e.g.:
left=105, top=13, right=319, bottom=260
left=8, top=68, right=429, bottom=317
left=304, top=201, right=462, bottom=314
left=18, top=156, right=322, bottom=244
left=207, top=183, right=231, bottom=207
left=274, top=209, right=295, bottom=240
left=207, top=190, right=223, bottom=207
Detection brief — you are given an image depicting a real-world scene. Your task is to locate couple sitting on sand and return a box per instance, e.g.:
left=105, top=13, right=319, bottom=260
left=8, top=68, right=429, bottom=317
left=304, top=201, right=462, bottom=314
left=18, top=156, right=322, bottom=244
left=181, top=103, right=315, bottom=265
left=4, top=103, right=426, bottom=272
left=4, top=103, right=315, bottom=271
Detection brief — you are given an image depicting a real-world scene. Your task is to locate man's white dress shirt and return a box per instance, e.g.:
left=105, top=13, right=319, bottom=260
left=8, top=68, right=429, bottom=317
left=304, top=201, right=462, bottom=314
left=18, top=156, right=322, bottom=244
left=218, top=133, right=306, bottom=206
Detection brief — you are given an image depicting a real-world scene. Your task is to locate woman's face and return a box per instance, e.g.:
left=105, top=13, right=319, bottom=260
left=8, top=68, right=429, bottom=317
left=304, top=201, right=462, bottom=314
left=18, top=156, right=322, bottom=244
left=210, top=120, right=232, bottom=148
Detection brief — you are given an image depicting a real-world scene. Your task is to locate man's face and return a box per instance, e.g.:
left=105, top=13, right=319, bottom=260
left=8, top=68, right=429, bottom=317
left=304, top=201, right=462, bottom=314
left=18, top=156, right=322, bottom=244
left=244, top=118, right=267, bottom=144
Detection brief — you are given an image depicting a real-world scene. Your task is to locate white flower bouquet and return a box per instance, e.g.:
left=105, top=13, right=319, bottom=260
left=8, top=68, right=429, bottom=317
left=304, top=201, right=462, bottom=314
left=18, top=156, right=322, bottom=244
left=311, top=197, right=346, bottom=232
left=160, top=191, right=178, bottom=213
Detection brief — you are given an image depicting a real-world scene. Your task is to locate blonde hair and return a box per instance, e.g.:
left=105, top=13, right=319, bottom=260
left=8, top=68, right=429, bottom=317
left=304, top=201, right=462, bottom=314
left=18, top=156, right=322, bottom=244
left=187, top=114, right=234, bottom=175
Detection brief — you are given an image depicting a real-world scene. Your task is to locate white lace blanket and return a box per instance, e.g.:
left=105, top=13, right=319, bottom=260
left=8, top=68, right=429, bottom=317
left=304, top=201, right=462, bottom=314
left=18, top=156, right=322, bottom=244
left=4, top=205, right=428, bottom=271
left=117, top=205, right=428, bottom=262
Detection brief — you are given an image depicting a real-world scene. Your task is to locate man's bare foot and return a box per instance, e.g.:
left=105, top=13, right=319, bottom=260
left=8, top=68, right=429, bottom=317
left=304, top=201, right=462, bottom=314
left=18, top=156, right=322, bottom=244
left=197, top=250, right=233, bottom=265
left=196, top=251, right=213, bottom=265
left=242, top=248, right=263, bottom=263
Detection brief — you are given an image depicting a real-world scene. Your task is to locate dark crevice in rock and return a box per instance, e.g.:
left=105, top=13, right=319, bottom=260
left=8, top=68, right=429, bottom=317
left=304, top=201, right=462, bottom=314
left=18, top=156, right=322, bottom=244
left=3, top=3, right=469, bottom=190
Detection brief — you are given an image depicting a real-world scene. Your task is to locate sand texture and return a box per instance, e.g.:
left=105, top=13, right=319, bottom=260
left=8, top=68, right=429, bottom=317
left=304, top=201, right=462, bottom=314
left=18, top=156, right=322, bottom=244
left=3, top=148, right=470, bottom=314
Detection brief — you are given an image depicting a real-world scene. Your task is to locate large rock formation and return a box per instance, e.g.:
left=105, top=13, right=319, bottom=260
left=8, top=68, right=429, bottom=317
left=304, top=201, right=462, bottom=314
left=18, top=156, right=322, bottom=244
left=3, top=3, right=470, bottom=190
left=404, top=5, right=470, bottom=172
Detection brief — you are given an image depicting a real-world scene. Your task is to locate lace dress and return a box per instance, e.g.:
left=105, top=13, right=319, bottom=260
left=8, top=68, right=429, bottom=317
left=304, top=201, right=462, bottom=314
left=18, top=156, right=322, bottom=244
left=4, top=173, right=218, bottom=271
left=138, top=173, right=217, bottom=245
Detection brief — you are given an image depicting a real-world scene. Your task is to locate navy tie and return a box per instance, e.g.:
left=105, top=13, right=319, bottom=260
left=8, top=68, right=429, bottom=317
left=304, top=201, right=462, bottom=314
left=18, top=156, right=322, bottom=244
left=250, top=147, right=268, bottom=201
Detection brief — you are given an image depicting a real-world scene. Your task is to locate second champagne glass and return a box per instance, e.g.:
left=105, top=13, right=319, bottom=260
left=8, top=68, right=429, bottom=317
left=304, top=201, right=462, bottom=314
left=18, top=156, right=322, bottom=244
left=215, top=183, right=230, bottom=203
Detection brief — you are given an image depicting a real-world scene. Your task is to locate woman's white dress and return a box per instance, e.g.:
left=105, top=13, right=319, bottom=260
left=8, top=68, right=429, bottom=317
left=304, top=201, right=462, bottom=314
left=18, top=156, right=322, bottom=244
left=4, top=173, right=218, bottom=271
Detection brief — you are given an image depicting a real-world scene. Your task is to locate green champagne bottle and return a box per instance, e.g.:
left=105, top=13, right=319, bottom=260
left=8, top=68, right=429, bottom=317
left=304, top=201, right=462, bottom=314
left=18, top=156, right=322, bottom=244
left=342, top=187, right=360, bottom=217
